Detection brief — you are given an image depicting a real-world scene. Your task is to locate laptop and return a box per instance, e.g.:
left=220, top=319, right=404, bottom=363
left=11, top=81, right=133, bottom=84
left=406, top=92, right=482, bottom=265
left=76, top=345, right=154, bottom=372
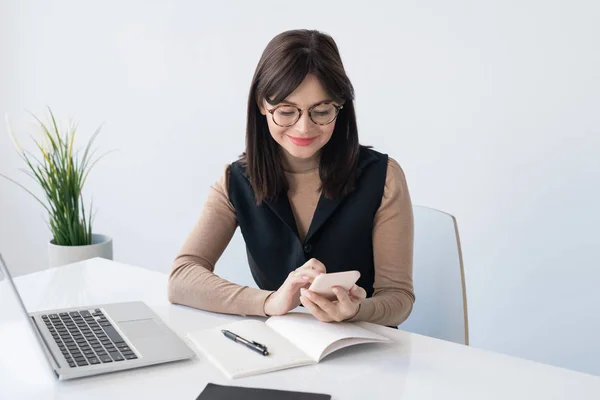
left=0, top=254, right=195, bottom=381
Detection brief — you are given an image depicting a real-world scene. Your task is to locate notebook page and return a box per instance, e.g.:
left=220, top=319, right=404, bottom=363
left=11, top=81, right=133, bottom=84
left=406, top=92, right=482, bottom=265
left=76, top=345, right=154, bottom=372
left=265, top=313, right=390, bottom=362
left=187, top=319, right=314, bottom=379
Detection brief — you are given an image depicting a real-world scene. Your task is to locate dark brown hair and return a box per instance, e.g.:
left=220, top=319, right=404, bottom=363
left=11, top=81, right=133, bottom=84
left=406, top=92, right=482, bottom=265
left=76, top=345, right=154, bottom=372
left=242, top=29, right=361, bottom=204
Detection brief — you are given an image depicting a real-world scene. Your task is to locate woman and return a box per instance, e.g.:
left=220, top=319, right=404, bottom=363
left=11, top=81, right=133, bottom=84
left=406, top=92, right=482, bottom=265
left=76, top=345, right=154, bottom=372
left=168, top=29, right=414, bottom=327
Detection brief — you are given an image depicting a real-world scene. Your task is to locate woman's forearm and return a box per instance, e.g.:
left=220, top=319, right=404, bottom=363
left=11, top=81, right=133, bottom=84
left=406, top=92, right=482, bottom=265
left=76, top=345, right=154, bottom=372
left=348, top=288, right=414, bottom=326
left=168, top=256, right=272, bottom=316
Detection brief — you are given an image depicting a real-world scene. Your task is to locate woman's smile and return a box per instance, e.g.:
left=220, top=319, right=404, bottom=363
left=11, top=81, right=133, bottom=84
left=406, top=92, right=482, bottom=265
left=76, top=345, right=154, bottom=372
left=287, top=135, right=319, bottom=147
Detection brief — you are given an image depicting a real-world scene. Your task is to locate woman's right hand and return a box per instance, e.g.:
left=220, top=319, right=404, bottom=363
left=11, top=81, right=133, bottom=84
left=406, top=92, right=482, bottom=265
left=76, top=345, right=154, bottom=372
left=263, top=258, right=326, bottom=316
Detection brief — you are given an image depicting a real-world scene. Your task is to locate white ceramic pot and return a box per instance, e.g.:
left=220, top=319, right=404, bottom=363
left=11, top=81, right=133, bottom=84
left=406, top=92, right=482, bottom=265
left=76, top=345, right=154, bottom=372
left=48, top=234, right=113, bottom=268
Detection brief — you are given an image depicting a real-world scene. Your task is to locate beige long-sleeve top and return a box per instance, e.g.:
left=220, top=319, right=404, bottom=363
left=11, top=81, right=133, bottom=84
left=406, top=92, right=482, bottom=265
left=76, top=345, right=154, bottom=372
left=168, top=158, right=415, bottom=326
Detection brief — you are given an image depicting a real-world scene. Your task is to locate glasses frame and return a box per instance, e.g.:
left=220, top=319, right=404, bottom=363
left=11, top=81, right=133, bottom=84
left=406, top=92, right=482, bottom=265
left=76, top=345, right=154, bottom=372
left=266, top=101, right=344, bottom=127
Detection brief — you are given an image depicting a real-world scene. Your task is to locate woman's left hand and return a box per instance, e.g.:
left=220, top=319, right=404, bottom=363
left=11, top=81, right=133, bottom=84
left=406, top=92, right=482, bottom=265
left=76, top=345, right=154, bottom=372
left=300, top=285, right=367, bottom=322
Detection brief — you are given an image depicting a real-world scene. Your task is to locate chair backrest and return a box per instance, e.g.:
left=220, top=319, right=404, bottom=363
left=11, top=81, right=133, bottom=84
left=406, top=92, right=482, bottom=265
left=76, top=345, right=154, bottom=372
left=399, top=206, right=469, bottom=345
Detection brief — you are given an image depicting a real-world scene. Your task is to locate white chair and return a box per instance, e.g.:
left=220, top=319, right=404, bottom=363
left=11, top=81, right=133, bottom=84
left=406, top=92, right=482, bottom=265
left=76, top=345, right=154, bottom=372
left=399, top=206, right=469, bottom=345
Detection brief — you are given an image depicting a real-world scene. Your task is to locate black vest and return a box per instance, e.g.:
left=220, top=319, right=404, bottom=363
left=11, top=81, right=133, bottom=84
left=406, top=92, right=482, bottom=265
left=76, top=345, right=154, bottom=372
left=228, top=148, right=388, bottom=298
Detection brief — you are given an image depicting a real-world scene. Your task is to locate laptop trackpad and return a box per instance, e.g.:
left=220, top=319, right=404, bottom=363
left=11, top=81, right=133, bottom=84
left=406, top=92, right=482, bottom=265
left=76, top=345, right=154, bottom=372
left=119, top=319, right=166, bottom=339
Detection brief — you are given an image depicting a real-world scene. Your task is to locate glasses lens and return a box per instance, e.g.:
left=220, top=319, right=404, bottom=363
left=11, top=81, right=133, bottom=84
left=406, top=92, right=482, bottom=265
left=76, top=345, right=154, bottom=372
left=310, top=103, right=338, bottom=125
left=273, top=106, right=299, bottom=126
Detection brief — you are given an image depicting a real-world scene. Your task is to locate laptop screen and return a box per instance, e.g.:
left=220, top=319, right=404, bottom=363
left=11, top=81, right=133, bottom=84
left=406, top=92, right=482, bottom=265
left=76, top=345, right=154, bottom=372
left=0, top=255, right=57, bottom=396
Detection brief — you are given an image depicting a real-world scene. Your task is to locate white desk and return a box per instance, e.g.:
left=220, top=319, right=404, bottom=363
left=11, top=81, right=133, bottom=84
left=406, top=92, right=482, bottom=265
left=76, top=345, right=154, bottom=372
left=4, top=258, right=600, bottom=399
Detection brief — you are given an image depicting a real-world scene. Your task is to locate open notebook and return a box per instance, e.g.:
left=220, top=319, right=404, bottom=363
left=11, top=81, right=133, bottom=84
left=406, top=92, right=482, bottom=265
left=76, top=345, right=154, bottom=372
left=187, top=312, right=391, bottom=379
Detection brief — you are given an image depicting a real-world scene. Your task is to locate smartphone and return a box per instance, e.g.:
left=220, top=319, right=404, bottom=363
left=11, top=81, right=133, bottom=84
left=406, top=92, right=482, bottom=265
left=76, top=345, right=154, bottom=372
left=308, top=270, right=361, bottom=301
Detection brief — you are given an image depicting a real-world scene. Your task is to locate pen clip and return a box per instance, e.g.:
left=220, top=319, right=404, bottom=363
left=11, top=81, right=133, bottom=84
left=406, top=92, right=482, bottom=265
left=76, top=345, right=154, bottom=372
left=251, top=340, right=267, bottom=349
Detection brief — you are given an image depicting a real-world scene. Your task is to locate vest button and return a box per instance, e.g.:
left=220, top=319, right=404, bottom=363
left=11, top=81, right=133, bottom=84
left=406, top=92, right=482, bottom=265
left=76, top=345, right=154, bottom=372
left=303, top=244, right=312, bottom=253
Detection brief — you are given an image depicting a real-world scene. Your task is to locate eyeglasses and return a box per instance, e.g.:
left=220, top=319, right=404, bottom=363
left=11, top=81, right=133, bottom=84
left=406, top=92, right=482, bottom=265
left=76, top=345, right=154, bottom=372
left=266, top=101, right=343, bottom=127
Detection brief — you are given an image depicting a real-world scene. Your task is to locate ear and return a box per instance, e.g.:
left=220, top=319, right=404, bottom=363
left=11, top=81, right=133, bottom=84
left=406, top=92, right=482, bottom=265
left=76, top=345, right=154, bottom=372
left=258, top=100, right=267, bottom=116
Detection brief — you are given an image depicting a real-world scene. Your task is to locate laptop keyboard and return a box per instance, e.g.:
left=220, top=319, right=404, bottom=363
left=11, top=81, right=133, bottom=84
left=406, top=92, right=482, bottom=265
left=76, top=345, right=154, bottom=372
left=41, top=309, right=138, bottom=368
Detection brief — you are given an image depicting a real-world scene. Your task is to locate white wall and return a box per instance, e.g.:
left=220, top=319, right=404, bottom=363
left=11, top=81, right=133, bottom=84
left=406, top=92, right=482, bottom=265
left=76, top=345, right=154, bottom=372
left=1, top=0, right=599, bottom=376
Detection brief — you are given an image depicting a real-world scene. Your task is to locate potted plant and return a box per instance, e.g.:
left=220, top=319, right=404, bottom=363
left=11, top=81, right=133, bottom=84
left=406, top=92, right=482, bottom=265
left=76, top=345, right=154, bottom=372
left=2, top=108, right=114, bottom=268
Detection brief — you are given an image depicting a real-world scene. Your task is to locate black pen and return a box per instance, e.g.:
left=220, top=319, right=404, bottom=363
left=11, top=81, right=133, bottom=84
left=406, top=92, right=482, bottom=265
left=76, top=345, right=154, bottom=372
left=221, top=329, right=269, bottom=356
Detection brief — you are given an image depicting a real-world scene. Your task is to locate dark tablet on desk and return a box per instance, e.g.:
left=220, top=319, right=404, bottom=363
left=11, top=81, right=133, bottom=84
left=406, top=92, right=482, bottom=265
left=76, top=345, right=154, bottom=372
left=196, top=383, right=331, bottom=400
